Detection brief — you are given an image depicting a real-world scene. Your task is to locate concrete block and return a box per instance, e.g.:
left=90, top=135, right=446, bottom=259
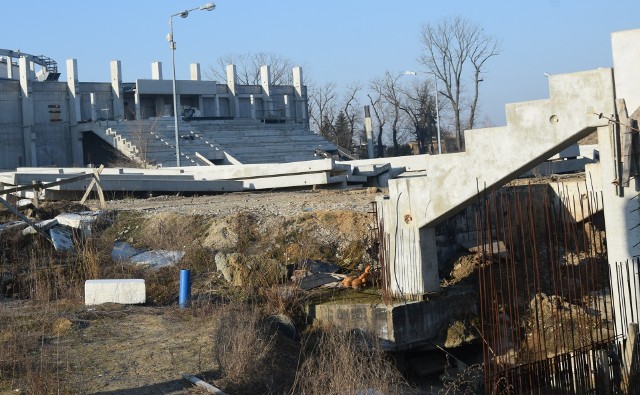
left=85, top=279, right=146, bottom=305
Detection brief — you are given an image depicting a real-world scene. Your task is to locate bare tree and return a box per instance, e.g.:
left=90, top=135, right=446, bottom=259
left=340, top=83, right=362, bottom=151
left=308, top=82, right=338, bottom=135
left=419, top=16, right=500, bottom=150
left=207, top=52, right=296, bottom=85
left=308, top=82, right=362, bottom=152
left=373, top=71, right=404, bottom=155
left=399, top=80, right=437, bottom=154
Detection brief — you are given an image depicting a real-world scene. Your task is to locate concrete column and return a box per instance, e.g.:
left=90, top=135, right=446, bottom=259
left=19, top=57, right=36, bottom=166
left=110, top=60, right=124, bottom=120
left=214, top=94, right=220, bottom=117
left=6, top=56, right=12, bottom=79
left=226, top=64, right=239, bottom=118
left=364, top=105, right=374, bottom=158
left=134, top=89, right=141, bottom=119
left=284, top=95, right=291, bottom=120
left=66, top=59, right=81, bottom=124
left=293, top=66, right=307, bottom=124
left=377, top=188, right=440, bottom=299
left=260, top=65, right=273, bottom=117
left=90, top=93, right=97, bottom=122
left=66, top=58, right=83, bottom=166
left=28, top=61, right=35, bottom=81
left=250, top=95, right=256, bottom=119
left=190, top=63, right=201, bottom=81
left=604, top=29, right=640, bottom=338
left=151, top=61, right=163, bottom=80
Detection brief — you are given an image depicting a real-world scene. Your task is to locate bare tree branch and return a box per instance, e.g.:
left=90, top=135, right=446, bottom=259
left=419, top=16, right=500, bottom=150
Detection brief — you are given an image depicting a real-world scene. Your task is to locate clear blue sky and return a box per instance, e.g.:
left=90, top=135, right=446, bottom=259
left=3, top=0, right=639, bottom=126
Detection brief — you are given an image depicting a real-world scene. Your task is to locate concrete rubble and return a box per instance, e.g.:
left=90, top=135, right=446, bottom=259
left=111, top=241, right=184, bottom=270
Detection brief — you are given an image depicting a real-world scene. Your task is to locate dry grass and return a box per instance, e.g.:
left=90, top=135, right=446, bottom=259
left=0, top=205, right=412, bottom=394
left=292, top=323, right=413, bottom=394
left=210, top=302, right=296, bottom=394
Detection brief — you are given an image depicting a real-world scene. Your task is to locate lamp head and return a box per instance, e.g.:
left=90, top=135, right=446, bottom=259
left=179, top=11, right=189, bottom=18
left=201, top=2, right=216, bottom=11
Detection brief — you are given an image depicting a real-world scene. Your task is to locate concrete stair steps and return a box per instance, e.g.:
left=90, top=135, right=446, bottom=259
left=393, top=68, right=613, bottom=231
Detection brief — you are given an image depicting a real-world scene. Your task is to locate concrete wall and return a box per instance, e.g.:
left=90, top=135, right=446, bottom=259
left=0, top=80, right=24, bottom=168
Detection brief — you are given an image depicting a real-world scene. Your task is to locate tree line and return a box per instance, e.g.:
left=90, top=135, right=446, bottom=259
left=208, top=16, right=500, bottom=157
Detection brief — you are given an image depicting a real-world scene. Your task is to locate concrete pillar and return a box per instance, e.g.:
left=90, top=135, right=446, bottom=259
left=293, top=66, right=308, bottom=124
left=250, top=95, right=256, bottom=119
left=110, top=60, right=124, bottom=120
left=28, top=61, right=35, bottom=81
left=19, top=57, right=36, bottom=167
left=90, top=93, right=97, bottom=122
left=603, top=29, right=640, bottom=338
left=226, top=64, right=239, bottom=118
left=66, top=59, right=81, bottom=124
left=284, top=95, right=291, bottom=120
left=6, top=56, right=12, bottom=79
left=66, top=59, right=83, bottom=166
left=214, top=94, right=220, bottom=117
left=151, top=61, right=163, bottom=80
left=260, top=65, right=273, bottom=117
left=134, top=89, right=141, bottom=119
left=190, top=63, right=201, bottom=81
left=364, top=105, right=374, bottom=158
left=377, top=187, right=440, bottom=298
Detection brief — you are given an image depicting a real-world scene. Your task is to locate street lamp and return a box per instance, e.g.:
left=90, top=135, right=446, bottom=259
left=167, top=2, right=216, bottom=167
left=403, top=70, right=442, bottom=154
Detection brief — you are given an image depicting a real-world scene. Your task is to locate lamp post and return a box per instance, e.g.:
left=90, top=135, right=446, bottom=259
left=167, top=2, right=216, bottom=167
left=403, top=70, right=442, bottom=154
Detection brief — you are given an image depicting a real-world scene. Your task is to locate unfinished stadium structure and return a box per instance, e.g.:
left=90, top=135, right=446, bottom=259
left=0, top=51, right=337, bottom=170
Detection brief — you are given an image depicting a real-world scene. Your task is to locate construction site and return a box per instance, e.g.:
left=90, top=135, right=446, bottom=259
left=1, top=27, right=640, bottom=394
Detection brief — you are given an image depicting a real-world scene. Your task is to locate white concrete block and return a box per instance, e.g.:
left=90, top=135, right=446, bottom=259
left=85, top=279, right=146, bottom=305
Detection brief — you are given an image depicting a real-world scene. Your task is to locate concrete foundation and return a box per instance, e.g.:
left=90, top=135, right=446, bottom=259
left=308, top=287, right=477, bottom=351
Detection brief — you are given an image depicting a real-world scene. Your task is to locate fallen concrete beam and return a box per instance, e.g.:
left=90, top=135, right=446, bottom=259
left=85, top=279, right=146, bottom=305
left=187, top=159, right=346, bottom=180
left=50, top=178, right=243, bottom=193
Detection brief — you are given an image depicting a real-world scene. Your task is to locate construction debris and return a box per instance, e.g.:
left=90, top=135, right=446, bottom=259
left=128, top=250, right=185, bottom=270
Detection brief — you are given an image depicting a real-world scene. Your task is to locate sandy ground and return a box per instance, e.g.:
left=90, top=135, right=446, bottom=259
left=96, top=187, right=381, bottom=217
